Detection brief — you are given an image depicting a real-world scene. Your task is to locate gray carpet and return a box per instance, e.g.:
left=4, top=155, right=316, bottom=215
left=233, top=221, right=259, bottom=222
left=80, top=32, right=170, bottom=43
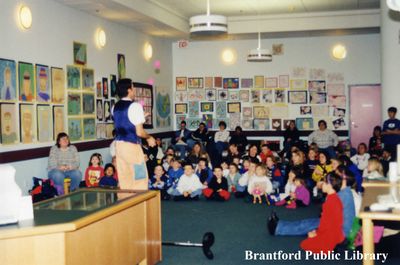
left=160, top=197, right=400, bottom=265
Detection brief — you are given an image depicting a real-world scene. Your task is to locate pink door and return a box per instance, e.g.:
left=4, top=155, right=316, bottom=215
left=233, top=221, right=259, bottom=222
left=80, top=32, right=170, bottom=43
left=349, top=84, right=381, bottom=148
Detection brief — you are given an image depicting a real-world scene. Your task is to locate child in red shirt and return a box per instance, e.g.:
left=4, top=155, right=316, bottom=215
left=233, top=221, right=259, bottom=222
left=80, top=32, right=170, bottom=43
left=85, top=153, right=104, bottom=187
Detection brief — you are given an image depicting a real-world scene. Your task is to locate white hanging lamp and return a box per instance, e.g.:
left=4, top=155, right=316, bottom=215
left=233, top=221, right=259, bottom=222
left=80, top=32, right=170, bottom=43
left=189, top=0, right=227, bottom=35
left=247, top=32, right=272, bottom=62
left=387, top=0, right=400, bottom=11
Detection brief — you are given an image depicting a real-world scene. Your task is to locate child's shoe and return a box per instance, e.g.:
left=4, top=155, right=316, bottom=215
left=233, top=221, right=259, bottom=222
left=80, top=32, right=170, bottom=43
left=285, top=201, right=297, bottom=209
left=275, top=200, right=286, bottom=206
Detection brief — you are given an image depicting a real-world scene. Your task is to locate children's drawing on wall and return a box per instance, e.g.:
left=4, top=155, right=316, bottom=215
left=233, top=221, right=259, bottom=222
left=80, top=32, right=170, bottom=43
left=241, top=78, right=253, bottom=89
left=291, top=67, right=307, bottom=79
left=20, top=104, right=35, bottom=144
left=253, top=106, right=270, bottom=119
left=331, top=107, right=346, bottom=118
left=262, top=89, right=273, bottom=104
left=188, top=101, right=199, bottom=117
left=205, top=89, right=216, bottom=101
left=51, top=67, right=65, bottom=104
left=253, top=119, right=269, bottom=130
left=0, top=103, right=17, bottom=144
left=242, top=107, right=252, bottom=119
left=156, top=87, right=171, bottom=127
left=216, top=101, right=227, bottom=118
left=308, top=80, right=326, bottom=93
left=37, top=105, right=53, bottom=142
left=327, top=84, right=345, bottom=95
left=312, top=105, right=329, bottom=117
left=242, top=119, right=253, bottom=130
left=272, top=119, right=282, bottom=130
left=251, top=90, right=261, bottom=103
left=68, top=118, right=82, bottom=141
left=82, top=68, right=94, bottom=91
left=296, top=117, right=314, bottom=130
left=53, top=106, right=65, bottom=139
left=309, top=92, right=327, bottom=104
left=176, top=91, right=188, bottom=102
left=96, top=99, right=103, bottom=121
left=68, top=93, right=81, bottom=115
left=83, top=118, right=96, bottom=139
left=239, top=90, right=250, bottom=102
left=218, top=90, right=228, bottom=101
left=82, top=93, right=95, bottom=115
left=328, top=95, right=346, bottom=108
left=300, top=105, right=312, bottom=115
left=104, top=101, right=111, bottom=122
left=0, top=59, right=16, bottom=101
left=67, top=65, right=81, bottom=89
left=274, top=89, right=286, bottom=103
left=110, top=74, right=117, bottom=98
left=204, top=76, right=213, bottom=88
left=332, top=118, right=346, bottom=129
left=19, top=62, right=35, bottom=102
left=327, top=72, right=344, bottom=83
left=229, top=113, right=241, bottom=130
left=117, top=53, right=126, bottom=79
left=283, top=119, right=295, bottom=130
left=73, top=42, right=87, bottom=65
left=309, top=68, right=326, bottom=80
left=102, top=77, right=108, bottom=99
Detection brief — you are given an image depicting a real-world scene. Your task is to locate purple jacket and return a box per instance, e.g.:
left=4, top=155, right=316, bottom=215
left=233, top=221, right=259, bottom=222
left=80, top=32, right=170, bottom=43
left=295, top=185, right=310, bottom=205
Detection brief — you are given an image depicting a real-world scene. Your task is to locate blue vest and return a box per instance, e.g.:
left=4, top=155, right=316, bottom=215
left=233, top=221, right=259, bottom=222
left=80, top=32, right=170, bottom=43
left=113, top=100, right=140, bottom=144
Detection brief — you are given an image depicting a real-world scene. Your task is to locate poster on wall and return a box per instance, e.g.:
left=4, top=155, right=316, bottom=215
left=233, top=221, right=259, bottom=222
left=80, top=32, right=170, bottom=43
left=37, top=105, right=53, bottom=142
left=0, top=58, right=17, bottom=101
left=51, top=67, right=65, bottom=104
left=68, top=118, right=82, bottom=141
left=67, top=65, right=81, bottom=90
left=82, top=93, right=95, bottom=115
left=117, top=54, right=126, bottom=79
left=68, top=92, right=82, bottom=115
left=53, top=106, right=65, bottom=139
left=216, top=101, right=227, bottom=118
left=188, top=77, right=203, bottom=89
left=19, top=62, right=35, bottom=102
left=83, top=118, right=96, bottom=140
left=133, top=82, right=153, bottom=128
left=156, top=87, right=171, bottom=127
left=223, top=78, right=239, bottom=89
left=82, top=68, right=94, bottom=91
left=73, top=41, right=87, bottom=65
left=0, top=103, right=17, bottom=144
left=19, top=104, right=35, bottom=144
left=176, top=77, right=187, bottom=91
left=35, top=64, right=51, bottom=102
left=110, top=74, right=117, bottom=98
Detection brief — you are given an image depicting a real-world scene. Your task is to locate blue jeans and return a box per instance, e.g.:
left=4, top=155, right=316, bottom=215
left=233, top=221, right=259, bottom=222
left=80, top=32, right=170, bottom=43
left=175, top=144, right=189, bottom=159
left=275, top=218, right=320, bottom=236
left=48, top=169, right=82, bottom=195
left=215, top=141, right=228, bottom=154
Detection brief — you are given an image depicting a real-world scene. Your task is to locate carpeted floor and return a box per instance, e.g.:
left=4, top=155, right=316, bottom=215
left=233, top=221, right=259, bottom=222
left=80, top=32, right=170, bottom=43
left=160, top=197, right=400, bottom=265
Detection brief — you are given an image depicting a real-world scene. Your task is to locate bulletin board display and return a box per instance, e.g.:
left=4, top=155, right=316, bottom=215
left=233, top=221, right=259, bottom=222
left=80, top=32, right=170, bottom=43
left=133, top=82, right=153, bottom=129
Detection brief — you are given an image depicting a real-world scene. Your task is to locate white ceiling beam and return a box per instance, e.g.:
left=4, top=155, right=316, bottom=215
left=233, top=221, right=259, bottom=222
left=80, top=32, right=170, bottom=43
left=228, top=9, right=380, bottom=34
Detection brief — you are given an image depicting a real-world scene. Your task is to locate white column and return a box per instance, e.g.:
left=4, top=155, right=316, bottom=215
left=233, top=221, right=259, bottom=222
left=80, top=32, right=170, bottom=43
left=381, top=0, right=400, bottom=119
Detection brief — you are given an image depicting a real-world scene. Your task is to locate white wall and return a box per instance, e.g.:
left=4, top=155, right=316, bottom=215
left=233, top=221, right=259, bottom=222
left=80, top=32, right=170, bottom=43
left=172, top=34, right=381, bottom=130
left=0, top=0, right=173, bottom=193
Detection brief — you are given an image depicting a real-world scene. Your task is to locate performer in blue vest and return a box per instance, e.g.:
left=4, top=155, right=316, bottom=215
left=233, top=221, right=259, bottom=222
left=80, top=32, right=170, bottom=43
left=113, top=78, right=155, bottom=190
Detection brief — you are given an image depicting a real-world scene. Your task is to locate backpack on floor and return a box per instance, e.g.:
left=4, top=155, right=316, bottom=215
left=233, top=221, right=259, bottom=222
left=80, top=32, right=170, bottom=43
left=29, top=177, right=58, bottom=203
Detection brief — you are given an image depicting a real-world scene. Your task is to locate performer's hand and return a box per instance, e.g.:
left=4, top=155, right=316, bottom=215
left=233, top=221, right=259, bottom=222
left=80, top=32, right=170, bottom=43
left=144, top=112, right=151, bottom=118
left=147, top=136, right=156, bottom=147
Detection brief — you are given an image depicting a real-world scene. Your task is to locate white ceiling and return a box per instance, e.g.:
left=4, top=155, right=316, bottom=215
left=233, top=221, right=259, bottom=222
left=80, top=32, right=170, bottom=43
left=54, top=0, right=381, bottom=39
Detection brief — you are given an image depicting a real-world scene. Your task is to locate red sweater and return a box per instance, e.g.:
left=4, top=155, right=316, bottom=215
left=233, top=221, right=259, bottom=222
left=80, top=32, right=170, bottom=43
left=85, top=166, right=104, bottom=187
left=300, top=193, right=344, bottom=253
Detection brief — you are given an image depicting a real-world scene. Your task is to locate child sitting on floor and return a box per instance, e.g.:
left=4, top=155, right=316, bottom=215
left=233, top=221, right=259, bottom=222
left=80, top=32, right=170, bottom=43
left=149, top=165, right=170, bottom=200
left=363, top=157, right=385, bottom=180
left=196, top=158, right=213, bottom=186
left=265, top=156, right=283, bottom=193
left=247, top=164, right=273, bottom=204
left=221, top=161, right=229, bottom=178
left=203, top=166, right=230, bottom=201
left=99, top=163, right=118, bottom=188
left=236, top=160, right=257, bottom=197
left=275, top=172, right=310, bottom=209
left=227, top=163, right=241, bottom=193
left=167, top=158, right=184, bottom=195
left=173, top=163, right=203, bottom=201
left=85, top=153, right=104, bottom=187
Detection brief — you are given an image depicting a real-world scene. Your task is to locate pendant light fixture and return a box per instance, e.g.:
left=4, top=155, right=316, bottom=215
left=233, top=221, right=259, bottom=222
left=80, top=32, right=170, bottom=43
left=247, top=32, right=272, bottom=62
left=189, top=0, right=227, bottom=35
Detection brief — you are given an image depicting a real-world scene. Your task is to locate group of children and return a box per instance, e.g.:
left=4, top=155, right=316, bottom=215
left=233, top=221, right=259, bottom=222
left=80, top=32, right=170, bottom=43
left=83, top=153, right=118, bottom=188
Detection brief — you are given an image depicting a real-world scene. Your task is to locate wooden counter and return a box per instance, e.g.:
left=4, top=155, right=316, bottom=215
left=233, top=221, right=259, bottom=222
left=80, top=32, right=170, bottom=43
left=0, top=189, right=161, bottom=265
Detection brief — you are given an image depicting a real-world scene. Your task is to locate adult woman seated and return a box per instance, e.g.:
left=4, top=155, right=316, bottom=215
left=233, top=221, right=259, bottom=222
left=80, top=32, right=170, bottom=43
left=308, top=120, right=338, bottom=158
left=48, top=132, right=82, bottom=195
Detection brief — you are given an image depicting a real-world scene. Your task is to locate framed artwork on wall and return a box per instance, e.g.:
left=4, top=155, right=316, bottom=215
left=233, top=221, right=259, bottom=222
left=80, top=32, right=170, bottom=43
left=188, top=77, right=203, bottom=89
left=242, top=107, right=252, bottom=118
left=66, top=65, right=81, bottom=90
left=51, top=67, right=65, bottom=104
left=223, top=78, right=239, bottom=89
left=202, top=114, right=213, bottom=129
left=110, top=74, right=117, bottom=97
left=188, top=101, right=199, bottom=117
left=242, top=119, right=253, bottom=130
left=253, top=106, right=270, bottom=119
left=187, top=90, right=204, bottom=101
left=290, top=79, right=306, bottom=90
left=102, top=77, right=109, bottom=99
left=241, top=78, right=253, bottom=89
left=254, top=75, right=264, bottom=88
left=265, top=77, right=278, bottom=88
left=288, top=91, right=307, bottom=104
left=117, top=53, right=126, bottom=79
left=274, top=89, right=286, bottom=103
left=0, top=103, right=17, bottom=144
left=96, top=99, right=103, bottom=121
left=83, top=118, right=96, bottom=140
left=271, top=119, right=282, bottom=131
left=308, top=80, right=326, bottom=92
left=96, top=123, right=106, bottom=139
left=227, top=102, right=241, bottom=113
left=35, top=64, right=51, bottom=102
left=283, top=119, right=295, bottom=130
left=19, top=104, right=35, bottom=144
left=176, top=77, right=187, bottom=91
left=253, top=119, right=270, bottom=130
left=103, top=100, right=111, bottom=122
left=216, top=101, right=227, bottom=118
left=218, top=90, right=228, bottom=101
left=73, top=41, right=87, bottom=65
left=18, top=62, right=35, bottom=102
left=0, top=58, right=17, bottom=101
left=67, top=92, right=82, bottom=115
left=133, top=82, right=153, bottom=128
left=239, top=90, right=250, bottom=102
left=201, top=102, right=214, bottom=112
left=279, top=75, right=289, bottom=88
left=309, top=92, right=327, bottom=104
left=53, top=106, right=65, bottom=139
left=82, top=68, right=94, bottom=91
left=204, top=76, right=213, bottom=88
left=214, top=77, right=222, bottom=88
left=68, top=118, right=82, bottom=141
left=37, top=104, right=53, bottom=142
left=296, top=117, right=314, bottom=130
left=205, top=89, right=216, bottom=101
left=82, top=93, right=95, bottom=115
left=228, top=90, right=239, bottom=101
left=175, top=103, right=188, bottom=114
